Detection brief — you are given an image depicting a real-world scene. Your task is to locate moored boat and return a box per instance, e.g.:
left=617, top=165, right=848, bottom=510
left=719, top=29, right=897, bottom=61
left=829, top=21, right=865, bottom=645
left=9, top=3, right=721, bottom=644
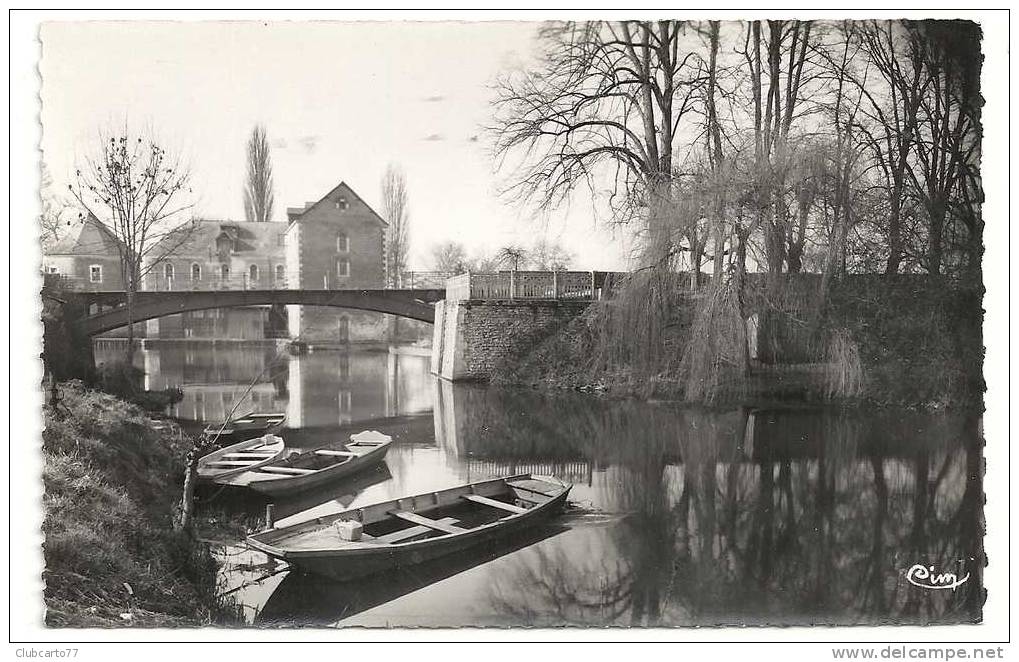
left=215, top=430, right=392, bottom=497
left=196, top=434, right=286, bottom=481
left=203, top=412, right=287, bottom=444
left=245, top=473, right=572, bottom=581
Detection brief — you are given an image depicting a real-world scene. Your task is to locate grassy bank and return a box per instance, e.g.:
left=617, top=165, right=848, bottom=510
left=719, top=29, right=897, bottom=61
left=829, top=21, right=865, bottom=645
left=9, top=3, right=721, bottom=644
left=493, top=278, right=983, bottom=410
left=43, top=381, right=238, bottom=627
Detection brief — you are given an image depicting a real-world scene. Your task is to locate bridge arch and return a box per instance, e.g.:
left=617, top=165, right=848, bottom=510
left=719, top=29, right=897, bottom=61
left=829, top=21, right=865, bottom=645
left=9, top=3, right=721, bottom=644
left=72, top=288, right=443, bottom=337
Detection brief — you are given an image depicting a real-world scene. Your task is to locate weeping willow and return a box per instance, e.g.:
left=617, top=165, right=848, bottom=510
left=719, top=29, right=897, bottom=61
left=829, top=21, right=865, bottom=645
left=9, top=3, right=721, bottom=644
left=678, top=274, right=751, bottom=403
left=821, top=327, right=864, bottom=399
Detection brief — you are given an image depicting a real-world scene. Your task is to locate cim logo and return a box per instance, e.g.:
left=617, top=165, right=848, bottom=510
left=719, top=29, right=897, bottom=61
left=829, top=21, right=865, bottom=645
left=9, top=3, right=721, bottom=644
left=905, top=563, right=970, bottom=590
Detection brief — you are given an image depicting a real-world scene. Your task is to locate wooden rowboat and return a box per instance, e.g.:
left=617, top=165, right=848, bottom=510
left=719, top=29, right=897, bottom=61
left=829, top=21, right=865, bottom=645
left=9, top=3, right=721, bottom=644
left=196, top=434, right=286, bottom=481
left=245, top=473, right=572, bottom=581
left=203, top=412, right=287, bottom=444
left=215, top=430, right=392, bottom=497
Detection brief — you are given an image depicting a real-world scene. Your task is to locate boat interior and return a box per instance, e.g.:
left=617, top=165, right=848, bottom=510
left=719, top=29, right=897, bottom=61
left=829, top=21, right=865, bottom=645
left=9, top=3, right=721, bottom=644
left=256, top=476, right=565, bottom=549
left=207, top=413, right=285, bottom=433
left=202, top=436, right=283, bottom=472
left=244, top=438, right=389, bottom=478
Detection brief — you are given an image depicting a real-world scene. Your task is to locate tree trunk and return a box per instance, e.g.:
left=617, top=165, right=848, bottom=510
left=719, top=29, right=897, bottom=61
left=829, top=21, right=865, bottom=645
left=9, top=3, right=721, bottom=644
left=928, top=202, right=946, bottom=276
left=176, top=437, right=199, bottom=532
left=884, top=171, right=905, bottom=274
left=125, top=287, right=136, bottom=368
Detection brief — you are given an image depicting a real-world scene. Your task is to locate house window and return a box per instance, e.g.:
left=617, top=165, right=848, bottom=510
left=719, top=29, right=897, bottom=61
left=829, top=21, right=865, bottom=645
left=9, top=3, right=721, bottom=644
left=337, top=258, right=350, bottom=277
left=275, top=264, right=285, bottom=283
left=191, top=263, right=202, bottom=281
left=220, top=264, right=230, bottom=279
left=335, top=197, right=349, bottom=211
left=337, top=233, right=349, bottom=252
left=249, top=264, right=259, bottom=283
left=89, top=265, right=103, bottom=283
left=46, top=266, right=59, bottom=274
left=164, top=263, right=174, bottom=279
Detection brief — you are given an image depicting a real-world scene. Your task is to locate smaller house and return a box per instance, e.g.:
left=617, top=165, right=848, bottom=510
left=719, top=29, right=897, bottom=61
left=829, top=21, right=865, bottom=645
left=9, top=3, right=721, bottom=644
left=42, top=213, right=125, bottom=290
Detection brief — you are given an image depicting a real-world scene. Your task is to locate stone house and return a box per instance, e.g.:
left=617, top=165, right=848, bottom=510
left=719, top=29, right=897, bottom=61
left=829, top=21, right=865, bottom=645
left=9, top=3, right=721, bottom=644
left=142, top=219, right=288, bottom=292
left=140, top=219, right=288, bottom=340
left=284, top=182, right=389, bottom=343
left=42, top=212, right=125, bottom=290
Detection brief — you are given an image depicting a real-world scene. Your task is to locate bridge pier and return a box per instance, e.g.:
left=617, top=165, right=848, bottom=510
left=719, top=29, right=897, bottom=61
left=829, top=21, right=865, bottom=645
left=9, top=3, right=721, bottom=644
left=430, top=298, right=591, bottom=381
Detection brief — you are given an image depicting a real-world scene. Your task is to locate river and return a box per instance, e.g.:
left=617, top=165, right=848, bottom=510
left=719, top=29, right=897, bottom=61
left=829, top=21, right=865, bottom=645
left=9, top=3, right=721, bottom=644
left=96, top=340, right=984, bottom=627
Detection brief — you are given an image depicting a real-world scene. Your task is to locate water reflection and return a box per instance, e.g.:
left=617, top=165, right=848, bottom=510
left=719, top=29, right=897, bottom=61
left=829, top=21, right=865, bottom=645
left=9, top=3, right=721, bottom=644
left=234, top=383, right=984, bottom=627
left=435, top=386, right=983, bottom=627
left=100, top=340, right=982, bottom=627
left=94, top=340, right=434, bottom=427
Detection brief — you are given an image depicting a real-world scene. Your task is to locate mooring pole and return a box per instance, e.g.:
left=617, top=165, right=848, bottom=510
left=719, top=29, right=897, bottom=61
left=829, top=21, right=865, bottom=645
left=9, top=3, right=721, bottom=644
left=264, top=503, right=276, bottom=530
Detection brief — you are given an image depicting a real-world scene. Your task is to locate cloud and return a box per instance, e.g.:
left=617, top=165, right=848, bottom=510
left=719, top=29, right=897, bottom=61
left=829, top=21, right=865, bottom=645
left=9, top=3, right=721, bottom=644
left=467, top=135, right=479, bottom=142
left=422, top=134, right=445, bottom=142
left=297, top=135, right=320, bottom=153
left=271, top=138, right=288, bottom=149
left=422, top=95, right=446, bottom=102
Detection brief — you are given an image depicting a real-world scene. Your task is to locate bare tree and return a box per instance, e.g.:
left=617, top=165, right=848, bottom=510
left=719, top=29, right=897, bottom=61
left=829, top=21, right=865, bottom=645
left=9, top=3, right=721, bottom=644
left=40, top=163, right=72, bottom=250
left=530, top=239, right=573, bottom=270
left=496, top=245, right=529, bottom=271
left=243, top=124, right=275, bottom=223
left=850, top=21, right=927, bottom=275
left=492, top=21, right=702, bottom=269
left=70, top=129, right=196, bottom=363
left=381, top=163, right=410, bottom=287
left=907, top=21, right=981, bottom=277
left=430, top=241, right=470, bottom=274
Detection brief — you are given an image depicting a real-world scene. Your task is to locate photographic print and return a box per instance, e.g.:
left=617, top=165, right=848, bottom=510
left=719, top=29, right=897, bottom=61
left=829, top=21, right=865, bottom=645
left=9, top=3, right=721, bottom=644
left=32, top=16, right=988, bottom=631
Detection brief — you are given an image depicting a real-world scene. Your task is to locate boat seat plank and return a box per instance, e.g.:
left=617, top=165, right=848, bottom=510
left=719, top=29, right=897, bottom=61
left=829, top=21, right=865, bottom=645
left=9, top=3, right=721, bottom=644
left=206, top=460, right=264, bottom=467
left=374, top=517, right=461, bottom=544
left=314, top=449, right=356, bottom=457
left=506, top=482, right=557, bottom=498
left=462, top=494, right=527, bottom=514
left=259, top=466, right=316, bottom=475
left=222, top=452, right=277, bottom=459
left=389, top=511, right=468, bottom=535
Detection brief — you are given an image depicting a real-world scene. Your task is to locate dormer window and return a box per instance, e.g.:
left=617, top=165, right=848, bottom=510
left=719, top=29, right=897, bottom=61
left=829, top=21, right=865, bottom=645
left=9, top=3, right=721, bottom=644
left=215, top=232, right=235, bottom=259
left=337, top=233, right=349, bottom=252
left=335, top=197, right=349, bottom=211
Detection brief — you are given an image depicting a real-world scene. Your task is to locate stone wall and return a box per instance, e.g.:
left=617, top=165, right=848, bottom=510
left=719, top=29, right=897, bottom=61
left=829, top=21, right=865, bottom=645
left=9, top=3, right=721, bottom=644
left=431, top=299, right=590, bottom=381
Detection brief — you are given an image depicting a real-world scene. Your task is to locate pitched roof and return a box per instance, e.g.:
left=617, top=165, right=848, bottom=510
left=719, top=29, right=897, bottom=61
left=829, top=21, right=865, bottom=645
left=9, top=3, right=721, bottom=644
left=286, top=181, right=388, bottom=227
left=45, top=213, right=123, bottom=256
left=146, top=219, right=286, bottom=261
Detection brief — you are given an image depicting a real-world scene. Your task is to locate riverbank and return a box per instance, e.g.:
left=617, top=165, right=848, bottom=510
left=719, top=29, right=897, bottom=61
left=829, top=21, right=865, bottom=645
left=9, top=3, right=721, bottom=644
left=493, top=278, right=984, bottom=411
left=42, top=381, right=239, bottom=626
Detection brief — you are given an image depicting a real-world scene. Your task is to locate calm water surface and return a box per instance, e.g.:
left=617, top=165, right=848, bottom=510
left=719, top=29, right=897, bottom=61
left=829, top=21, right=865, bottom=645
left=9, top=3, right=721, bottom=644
left=102, top=340, right=984, bottom=627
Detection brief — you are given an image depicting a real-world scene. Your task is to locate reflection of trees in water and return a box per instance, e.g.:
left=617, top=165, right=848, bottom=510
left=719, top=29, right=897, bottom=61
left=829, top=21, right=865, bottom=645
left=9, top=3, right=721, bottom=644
left=465, top=386, right=982, bottom=625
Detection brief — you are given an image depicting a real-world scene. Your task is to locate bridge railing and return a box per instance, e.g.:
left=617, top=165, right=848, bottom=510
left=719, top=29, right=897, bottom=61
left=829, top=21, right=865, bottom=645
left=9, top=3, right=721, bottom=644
left=141, top=274, right=289, bottom=291
left=444, top=271, right=614, bottom=301
left=397, top=271, right=455, bottom=289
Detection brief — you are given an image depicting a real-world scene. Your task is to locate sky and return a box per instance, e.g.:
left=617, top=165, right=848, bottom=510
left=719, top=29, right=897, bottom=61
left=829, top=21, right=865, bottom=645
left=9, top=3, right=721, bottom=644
left=40, top=21, right=635, bottom=271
